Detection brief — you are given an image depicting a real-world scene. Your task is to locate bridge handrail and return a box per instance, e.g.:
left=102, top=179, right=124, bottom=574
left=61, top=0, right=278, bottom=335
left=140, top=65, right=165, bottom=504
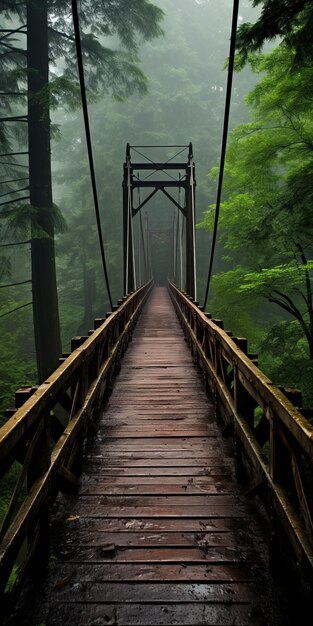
left=0, top=280, right=152, bottom=606
left=169, top=281, right=313, bottom=592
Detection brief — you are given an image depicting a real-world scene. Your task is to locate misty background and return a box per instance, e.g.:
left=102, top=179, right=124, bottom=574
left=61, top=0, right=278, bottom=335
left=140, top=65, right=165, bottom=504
left=4, top=0, right=311, bottom=423
left=51, top=0, right=259, bottom=339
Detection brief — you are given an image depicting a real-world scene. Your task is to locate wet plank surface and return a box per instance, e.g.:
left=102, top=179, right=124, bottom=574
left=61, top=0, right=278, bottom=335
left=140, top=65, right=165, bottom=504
left=31, top=287, right=288, bottom=625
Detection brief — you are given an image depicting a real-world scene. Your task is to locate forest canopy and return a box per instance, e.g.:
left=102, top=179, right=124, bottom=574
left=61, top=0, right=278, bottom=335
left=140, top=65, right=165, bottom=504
left=200, top=3, right=313, bottom=402
left=236, top=0, right=313, bottom=65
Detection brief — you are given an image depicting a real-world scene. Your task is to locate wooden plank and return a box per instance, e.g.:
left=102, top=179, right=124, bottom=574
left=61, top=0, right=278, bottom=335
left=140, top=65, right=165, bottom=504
left=86, top=450, right=223, bottom=459
left=53, top=581, right=258, bottom=603
left=30, top=287, right=284, bottom=626
left=68, top=505, right=247, bottom=518
left=58, top=546, right=258, bottom=564
left=63, top=517, right=247, bottom=533
left=83, top=467, right=232, bottom=477
left=81, top=476, right=235, bottom=486
left=57, top=530, right=244, bottom=548
left=77, top=494, right=239, bottom=506
left=86, top=458, right=232, bottom=467
left=90, top=443, right=216, bottom=451
left=51, top=562, right=254, bottom=583
left=88, top=437, right=214, bottom=446
left=79, top=482, right=238, bottom=495
left=103, top=420, right=214, bottom=425
left=47, top=603, right=258, bottom=625
left=102, top=429, right=212, bottom=437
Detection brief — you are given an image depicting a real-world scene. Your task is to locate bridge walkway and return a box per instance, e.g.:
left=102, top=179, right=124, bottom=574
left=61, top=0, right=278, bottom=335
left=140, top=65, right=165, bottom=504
left=24, top=287, right=288, bottom=625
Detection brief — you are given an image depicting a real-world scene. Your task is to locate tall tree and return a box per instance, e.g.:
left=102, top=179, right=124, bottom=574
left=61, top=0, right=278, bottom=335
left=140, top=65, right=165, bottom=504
left=200, top=44, right=313, bottom=388
left=1, top=0, right=164, bottom=382
left=27, top=0, right=62, bottom=380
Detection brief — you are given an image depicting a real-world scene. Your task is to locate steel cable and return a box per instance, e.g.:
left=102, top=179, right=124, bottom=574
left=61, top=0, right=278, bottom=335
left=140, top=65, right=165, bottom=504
left=203, top=0, right=239, bottom=310
left=71, top=0, right=113, bottom=309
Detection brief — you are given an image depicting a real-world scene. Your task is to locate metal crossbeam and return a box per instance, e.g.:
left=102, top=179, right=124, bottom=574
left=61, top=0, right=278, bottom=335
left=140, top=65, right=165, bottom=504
left=130, top=162, right=189, bottom=170
left=132, top=180, right=187, bottom=188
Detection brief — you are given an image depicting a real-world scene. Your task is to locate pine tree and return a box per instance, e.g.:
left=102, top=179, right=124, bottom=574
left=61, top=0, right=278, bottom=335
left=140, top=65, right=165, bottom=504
left=236, top=0, right=313, bottom=65
left=0, top=0, right=164, bottom=382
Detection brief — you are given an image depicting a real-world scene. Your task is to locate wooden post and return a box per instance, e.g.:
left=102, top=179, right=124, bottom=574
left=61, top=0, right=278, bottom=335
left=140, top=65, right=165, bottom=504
left=234, top=376, right=256, bottom=430
left=269, top=411, right=290, bottom=486
left=234, top=368, right=257, bottom=480
left=27, top=412, right=51, bottom=574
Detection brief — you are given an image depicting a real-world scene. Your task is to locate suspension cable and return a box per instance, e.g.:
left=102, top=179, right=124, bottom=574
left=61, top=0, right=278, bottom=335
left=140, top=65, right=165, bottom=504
left=0, top=279, right=31, bottom=289
left=0, top=301, right=32, bottom=319
left=203, top=0, right=239, bottom=310
left=71, top=0, right=113, bottom=309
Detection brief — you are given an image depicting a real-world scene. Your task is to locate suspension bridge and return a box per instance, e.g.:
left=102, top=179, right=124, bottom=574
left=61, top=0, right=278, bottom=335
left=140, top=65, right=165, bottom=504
left=0, top=145, right=313, bottom=626
left=1, top=2, right=313, bottom=623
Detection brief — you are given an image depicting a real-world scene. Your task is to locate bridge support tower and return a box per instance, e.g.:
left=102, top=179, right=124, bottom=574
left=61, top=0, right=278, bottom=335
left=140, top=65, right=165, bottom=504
left=122, top=143, right=197, bottom=299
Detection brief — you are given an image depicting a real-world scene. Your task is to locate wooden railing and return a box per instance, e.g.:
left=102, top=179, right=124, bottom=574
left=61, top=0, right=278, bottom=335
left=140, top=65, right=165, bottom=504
left=0, top=281, right=152, bottom=610
left=169, top=281, right=313, bottom=595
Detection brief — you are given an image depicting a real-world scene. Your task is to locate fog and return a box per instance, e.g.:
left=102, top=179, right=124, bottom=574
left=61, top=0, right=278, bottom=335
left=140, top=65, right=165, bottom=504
left=2, top=0, right=312, bottom=422
left=52, top=0, right=259, bottom=328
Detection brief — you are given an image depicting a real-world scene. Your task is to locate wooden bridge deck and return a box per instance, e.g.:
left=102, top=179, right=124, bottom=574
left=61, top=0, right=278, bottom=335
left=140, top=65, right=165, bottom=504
left=24, top=287, right=289, bottom=625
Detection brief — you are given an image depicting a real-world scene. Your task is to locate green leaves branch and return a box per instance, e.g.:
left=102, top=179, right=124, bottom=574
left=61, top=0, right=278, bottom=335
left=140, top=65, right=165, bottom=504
left=8, top=203, right=67, bottom=238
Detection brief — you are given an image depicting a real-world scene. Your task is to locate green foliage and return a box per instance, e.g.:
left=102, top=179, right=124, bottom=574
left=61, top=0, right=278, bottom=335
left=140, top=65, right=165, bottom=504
left=48, top=76, right=83, bottom=111
left=240, top=262, right=313, bottom=295
left=0, top=240, right=36, bottom=424
left=236, top=0, right=313, bottom=66
left=0, top=319, right=37, bottom=425
left=1, top=1, right=165, bottom=105
left=7, top=203, right=67, bottom=238
left=259, top=321, right=313, bottom=404
left=202, top=44, right=313, bottom=259
left=209, top=267, right=272, bottom=347
left=5, top=565, right=18, bottom=593
left=200, top=36, right=313, bottom=401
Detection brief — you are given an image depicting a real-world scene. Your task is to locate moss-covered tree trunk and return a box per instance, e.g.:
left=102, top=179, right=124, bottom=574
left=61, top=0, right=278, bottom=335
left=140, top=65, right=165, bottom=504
left=27, top=0, right=62, bottom=382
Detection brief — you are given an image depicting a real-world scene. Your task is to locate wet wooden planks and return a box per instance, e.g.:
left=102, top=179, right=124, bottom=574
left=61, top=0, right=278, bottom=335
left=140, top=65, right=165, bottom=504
left=44, top=287, right=281, bottom=625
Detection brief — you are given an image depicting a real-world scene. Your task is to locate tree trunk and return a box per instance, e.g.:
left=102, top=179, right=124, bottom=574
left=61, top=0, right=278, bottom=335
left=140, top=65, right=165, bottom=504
left=27, top=0, right=62, bottom=382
